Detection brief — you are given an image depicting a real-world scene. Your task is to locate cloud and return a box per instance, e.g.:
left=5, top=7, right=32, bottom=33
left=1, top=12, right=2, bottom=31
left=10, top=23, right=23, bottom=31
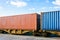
left=41, top=6, right=60, bottom=10
left=41, top=7, right=46, bottom=10
left=6, top=1, right=9, bottom=4
left=7, top=0, right=27, bottom=7
left=54, top=6, right=60, bottom=8
left=49, top=6, right=60, bottom=9
left=52, top=0, right=60, bottom=6
left=40, top=7, right=47, bottom=12
left=40, top=6, right=60, bottom=12
left=29, top=8, right=35, bottom=10
left=0, top=6, right=3, bottom=9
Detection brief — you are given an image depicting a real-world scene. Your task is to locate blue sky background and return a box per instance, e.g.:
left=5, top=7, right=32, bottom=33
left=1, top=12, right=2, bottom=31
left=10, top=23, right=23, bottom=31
left=0, top=0, right=60, bottom=16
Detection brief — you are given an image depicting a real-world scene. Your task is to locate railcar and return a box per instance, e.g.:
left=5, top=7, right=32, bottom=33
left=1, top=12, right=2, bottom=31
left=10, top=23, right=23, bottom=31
left=0, top=11, right=60, bottom=37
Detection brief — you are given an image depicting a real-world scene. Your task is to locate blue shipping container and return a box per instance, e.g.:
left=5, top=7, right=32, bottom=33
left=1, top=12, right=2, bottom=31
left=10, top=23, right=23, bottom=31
left=41, top=11, right=60, bottom=31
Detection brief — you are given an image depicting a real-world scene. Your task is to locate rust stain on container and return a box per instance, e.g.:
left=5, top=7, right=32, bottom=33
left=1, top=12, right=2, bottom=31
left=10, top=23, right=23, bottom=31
left=0, top=13, right=38, bottom=30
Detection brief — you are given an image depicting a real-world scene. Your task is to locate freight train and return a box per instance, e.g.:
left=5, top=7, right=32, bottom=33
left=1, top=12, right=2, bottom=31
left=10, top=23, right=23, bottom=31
left=0, top=11, right=60, bottom=37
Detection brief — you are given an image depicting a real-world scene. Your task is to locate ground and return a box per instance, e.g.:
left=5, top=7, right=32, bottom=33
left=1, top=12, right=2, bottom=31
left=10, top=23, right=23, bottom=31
left=0, top=34, right=60, bottom=40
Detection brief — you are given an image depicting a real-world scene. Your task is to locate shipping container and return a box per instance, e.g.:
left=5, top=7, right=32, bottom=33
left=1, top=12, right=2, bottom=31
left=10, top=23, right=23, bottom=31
left=0, top=13, right=40, bottom=31
left=41, top=11, right=60, bottom=31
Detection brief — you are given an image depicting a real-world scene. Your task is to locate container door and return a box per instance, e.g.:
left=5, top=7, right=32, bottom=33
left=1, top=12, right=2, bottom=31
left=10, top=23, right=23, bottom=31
left=59, top=11, right=60, bottom=31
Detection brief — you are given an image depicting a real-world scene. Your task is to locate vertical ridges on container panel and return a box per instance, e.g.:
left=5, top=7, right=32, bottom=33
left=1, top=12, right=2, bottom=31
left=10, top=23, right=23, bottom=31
left=58, top=11, right=59, bottom=30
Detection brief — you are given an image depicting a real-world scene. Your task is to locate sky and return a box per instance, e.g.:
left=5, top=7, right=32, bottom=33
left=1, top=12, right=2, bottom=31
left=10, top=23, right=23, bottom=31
left=0, top=0, right=60, bottom=16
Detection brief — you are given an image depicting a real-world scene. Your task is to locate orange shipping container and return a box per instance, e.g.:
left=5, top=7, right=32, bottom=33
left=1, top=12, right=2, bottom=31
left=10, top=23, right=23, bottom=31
left=0, top=13, right=40, bottom=30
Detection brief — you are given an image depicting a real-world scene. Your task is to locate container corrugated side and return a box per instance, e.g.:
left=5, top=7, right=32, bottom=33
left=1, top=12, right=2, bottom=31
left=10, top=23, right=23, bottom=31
left=41, top=11, right=60, bottom=31
left=0, top=13, right=38, bottom=30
